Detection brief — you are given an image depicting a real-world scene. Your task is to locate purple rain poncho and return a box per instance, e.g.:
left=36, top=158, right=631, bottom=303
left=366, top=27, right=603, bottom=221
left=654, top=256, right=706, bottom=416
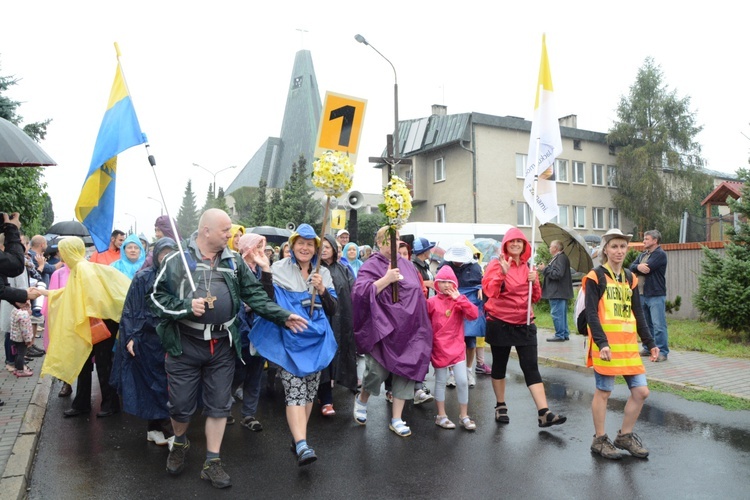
left=352, top=251, right=432, bottom=381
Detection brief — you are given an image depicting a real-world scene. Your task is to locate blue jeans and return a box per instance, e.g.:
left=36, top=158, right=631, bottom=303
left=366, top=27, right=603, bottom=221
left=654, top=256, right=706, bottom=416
left=642, top=295, right=669, bottom=356
left=241, top=349, right=265, bottom=417
left=549, top=299, right=570, bottom=339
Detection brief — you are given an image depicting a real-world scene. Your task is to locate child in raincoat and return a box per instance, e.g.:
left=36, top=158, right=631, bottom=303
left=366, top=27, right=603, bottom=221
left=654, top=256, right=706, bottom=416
left=426, top=266, right=479, bottom=431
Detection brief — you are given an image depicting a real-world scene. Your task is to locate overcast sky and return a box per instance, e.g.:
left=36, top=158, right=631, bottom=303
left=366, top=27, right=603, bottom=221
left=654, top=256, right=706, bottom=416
left=2, top=1, right=746, bottom=239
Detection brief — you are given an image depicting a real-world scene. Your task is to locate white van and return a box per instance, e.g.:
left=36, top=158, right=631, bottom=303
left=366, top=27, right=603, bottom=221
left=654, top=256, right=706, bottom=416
left=399, top=222, right=513, bottom=251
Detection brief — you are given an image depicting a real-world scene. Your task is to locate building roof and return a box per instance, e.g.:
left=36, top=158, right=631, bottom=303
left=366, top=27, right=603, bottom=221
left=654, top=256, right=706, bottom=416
left=226, top=50, right=322, bottom=193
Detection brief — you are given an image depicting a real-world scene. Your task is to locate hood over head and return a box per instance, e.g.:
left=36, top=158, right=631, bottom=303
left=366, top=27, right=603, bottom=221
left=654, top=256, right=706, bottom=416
left=501, top=226, right=532, bottom=263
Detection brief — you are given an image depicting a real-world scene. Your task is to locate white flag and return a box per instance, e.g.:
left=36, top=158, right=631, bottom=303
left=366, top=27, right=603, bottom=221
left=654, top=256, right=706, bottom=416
left=523, top=34, right=562, bottom=225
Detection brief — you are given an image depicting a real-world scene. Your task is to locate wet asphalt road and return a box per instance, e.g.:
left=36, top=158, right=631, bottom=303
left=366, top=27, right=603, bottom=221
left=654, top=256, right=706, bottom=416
left=28, top=362, right=750, bottom=499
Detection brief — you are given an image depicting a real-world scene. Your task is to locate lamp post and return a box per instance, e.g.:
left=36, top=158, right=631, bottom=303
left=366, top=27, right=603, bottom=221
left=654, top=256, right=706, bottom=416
left=192, top=163, right=237, bottom=198
left=124, top=212, right=137, bottom=235
left=147, top=196, right=164, bottom=215
left=354, top=34, right=400, bottom=167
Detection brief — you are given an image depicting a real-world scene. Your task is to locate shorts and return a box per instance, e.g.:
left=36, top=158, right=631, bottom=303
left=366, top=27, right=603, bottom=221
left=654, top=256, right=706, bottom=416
left=464, top=336, right=477, bottom=349
left=280, top=369, right=321, bottom=406
left=594, top=372, right=648, bottom=392
left=166, top=334, right=234, bottom=422
left=362, top=354, right=414, bottom=401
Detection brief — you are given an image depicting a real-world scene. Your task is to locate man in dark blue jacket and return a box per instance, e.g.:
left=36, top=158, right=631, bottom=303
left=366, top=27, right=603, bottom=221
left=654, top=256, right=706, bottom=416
left=630, top=230, right=668, bottom=361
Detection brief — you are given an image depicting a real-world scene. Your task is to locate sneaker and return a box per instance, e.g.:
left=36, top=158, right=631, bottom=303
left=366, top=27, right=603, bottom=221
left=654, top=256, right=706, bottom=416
left=226, top=415, right=236, bottom=425
left=590, top=434, right=621, bottom=460
left=640, top=348, right=651, bottom=357
left=467, top=370, right=476, bottom=388
left=655, top=354, right=668, bottom=362
left=613, top=431, right=649, bottom=458
left=446, top=374, right=456, bottom=388
left=233, top=387, right=243, bottom=401
left=475, top=363, right=492, bottom=375
left=166, top=438, right=190, bottom=475
left=413, top=389, right=434, bottom=405
left=200, top=458, right=232, bottom=488
left=147, top=430, right=170, bottom=446
left=240, top=416, right=263, bottom=432
left=26, top=346, right=45, bottom=358
left=385, top=390, right=393, bottom=403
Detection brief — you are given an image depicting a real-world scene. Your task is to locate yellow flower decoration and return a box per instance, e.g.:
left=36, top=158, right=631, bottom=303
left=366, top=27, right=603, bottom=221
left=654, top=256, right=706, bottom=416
left=379, top=175, right=412, bottom=230
left=311, top=150, right=355, bottom=197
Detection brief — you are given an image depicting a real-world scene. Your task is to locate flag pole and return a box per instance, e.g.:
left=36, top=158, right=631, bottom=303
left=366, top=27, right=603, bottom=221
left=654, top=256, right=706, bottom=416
left=114, top=42, right=196, bottom=292
left=527, top=136, right=540, bottom=325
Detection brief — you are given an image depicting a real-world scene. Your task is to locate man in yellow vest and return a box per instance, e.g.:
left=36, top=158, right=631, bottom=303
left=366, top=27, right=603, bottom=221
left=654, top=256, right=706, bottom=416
left=583, top=228, right=659, bottom=460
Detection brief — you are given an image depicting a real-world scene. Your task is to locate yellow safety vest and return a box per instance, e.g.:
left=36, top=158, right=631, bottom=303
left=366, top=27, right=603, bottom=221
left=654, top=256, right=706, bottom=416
left=584, top=269, right=645, bottom=376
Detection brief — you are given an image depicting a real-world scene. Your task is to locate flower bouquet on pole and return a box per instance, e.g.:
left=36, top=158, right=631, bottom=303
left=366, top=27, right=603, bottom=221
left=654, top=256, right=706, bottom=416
left=309, top=150, right=355, bottom=313
left=378, top=174, right=412, bottom=302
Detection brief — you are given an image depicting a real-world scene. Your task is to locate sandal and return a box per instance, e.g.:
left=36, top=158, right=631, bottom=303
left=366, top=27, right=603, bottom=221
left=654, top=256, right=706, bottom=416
left=495, top=403, right=510, bottom=424
left=389, top=419, right=412, bottom=437
left=538, top=410, right=567, bottom=428
left=14, top=368, right=33, bottom=378
left=435, top=415, right=455, bottom=429
left=321, top=404, right=336, bottom=417
left=460, top=416, right=477, bottom=431
left=353, top=395, right=367, bottom=425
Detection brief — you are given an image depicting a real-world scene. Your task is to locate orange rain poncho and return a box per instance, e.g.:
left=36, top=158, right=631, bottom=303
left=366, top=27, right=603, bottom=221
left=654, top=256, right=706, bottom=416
left=41, top=237, right=131, bottom=384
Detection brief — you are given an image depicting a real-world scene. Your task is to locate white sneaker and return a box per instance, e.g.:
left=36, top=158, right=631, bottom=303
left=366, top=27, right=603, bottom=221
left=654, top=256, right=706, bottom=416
left=147, top=430, right=169, bottom=446
left=446, top=374, right=456, bottom=388
left=467, top=370, right=476, bottom=388
left=413, top=389, right=434, bottom=405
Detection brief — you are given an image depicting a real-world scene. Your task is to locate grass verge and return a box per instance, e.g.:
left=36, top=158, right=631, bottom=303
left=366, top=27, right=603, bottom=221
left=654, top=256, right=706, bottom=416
left=645, top=380, right=750, bottom=411
left=534, top=309, right=750, bottom=359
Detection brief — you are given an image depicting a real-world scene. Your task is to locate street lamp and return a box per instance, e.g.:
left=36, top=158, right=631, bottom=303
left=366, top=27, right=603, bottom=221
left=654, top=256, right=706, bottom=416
left=147, top=196, right=164, bottom=215
left=192, top=163, right=237, bottom=198
left=355, top=34, right=400, bottom=162
left=124, top=212, right=137, bottom=235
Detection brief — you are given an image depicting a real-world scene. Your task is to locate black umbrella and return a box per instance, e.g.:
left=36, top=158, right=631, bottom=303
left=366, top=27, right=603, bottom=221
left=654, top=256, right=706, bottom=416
left=0, top=117, right=57, bottom=167
left=47, top=220, right=90, bottom=238
left=538, top=222, right=594, bottom=274
left=248, top=226, right=292, bottom=245
left=45, top=234, right=94, bottom=250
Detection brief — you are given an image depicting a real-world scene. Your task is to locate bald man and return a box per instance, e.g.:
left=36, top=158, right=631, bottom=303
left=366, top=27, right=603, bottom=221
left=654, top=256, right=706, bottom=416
left=151, top=209, right=307, bottom=488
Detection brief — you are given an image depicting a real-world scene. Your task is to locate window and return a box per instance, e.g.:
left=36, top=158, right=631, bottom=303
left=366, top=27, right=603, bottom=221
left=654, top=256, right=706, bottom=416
left=555, top=159, right=568, bottom=183
left=435, top=204, right=446, bottom=222
left=574, top=140, right=582, bottom=150
left=609, top=208, right=620, bottom=229
left=592, top=164, right=604, bottom=186
left=515, top=153, right=527, bottom=178
left=554, top=205, right=569, bottom=226
left=434, top=157, right=445, bottom=182
left=592, top=207, right=605, bottom=229
left=573, top=161, right=585, bottom=184
left=607, top=165, right=618, bottom=188
left=517, top=202, right=532, bottom=227
left=573, top=205, right=586, bottom=228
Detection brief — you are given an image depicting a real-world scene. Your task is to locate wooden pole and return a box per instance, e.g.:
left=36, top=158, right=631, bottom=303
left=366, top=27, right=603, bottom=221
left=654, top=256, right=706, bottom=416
left=310, top=196, right=331, bottom=315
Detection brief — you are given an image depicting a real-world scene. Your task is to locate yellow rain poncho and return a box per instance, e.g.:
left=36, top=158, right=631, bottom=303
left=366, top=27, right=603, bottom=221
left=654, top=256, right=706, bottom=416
left=41, top=237, right=132, bottom=384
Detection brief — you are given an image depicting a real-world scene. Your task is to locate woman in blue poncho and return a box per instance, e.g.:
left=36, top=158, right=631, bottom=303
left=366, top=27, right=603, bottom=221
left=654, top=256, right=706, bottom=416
left=110, top=233, right=146, bottom=279
left=342, top=242, right=363, bottom=277
left=250, top=223, right=337, bottom=466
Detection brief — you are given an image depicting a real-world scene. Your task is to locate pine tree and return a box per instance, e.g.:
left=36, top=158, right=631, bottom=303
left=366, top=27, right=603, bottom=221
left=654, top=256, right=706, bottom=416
left=608, top=57, right=712, bottom=241
left=215, top=187, right=229, bottom=213
left=202, top=183, right=217, bottom=212
left=176, top=180, right=199, bottom=238
left=695, top=168, right=750, bottom=336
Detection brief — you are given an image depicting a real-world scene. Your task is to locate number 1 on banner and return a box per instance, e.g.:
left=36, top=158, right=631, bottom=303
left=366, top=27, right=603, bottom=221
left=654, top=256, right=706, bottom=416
left=315, top=92, right=367, bottom=164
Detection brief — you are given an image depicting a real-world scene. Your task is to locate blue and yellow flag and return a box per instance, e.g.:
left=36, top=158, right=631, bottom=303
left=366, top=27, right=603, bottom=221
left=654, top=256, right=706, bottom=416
left=75, top=58, right=145, bottom=251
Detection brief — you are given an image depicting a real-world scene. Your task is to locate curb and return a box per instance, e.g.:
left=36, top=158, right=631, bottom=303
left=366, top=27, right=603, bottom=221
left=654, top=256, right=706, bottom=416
left=532, top=353, right=750, bottom=402
left=0, top=375, right=52, bottom=500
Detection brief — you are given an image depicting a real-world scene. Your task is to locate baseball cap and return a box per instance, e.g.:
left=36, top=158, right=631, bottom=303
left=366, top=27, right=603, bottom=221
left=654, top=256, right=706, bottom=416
left=412, top=237, right=436, bottom=254
left=336, top=229, right=349, bottom=237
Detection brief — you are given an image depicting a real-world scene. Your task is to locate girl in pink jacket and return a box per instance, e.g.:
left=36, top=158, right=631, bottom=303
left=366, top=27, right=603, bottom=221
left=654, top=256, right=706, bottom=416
left=427, top=266, right=479, bottom=430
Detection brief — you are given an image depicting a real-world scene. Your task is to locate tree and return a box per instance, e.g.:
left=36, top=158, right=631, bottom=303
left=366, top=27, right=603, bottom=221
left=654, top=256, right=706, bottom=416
left=201, top=183, right=216, bottom=212
left=694, top=168, right=750, bottom=336
left=355, top=212, right=387, bottom=247
left=176, top=179, right=199, bottom=238
left=608, top=57, right=712, bottom=242
left=0, top=64, right=53, bottom=234
left=276, top=155, right=322, bottom=230
left=214, top=187, right=229, bottom=213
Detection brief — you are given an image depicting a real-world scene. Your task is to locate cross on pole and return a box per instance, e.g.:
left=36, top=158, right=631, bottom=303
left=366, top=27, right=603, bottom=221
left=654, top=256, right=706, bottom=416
left=369, top=134, right=412, bottom=302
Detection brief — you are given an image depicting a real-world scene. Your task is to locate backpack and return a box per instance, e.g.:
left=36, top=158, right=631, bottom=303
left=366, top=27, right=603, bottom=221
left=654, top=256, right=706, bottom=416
left=575, top=266, right=634, bottom=336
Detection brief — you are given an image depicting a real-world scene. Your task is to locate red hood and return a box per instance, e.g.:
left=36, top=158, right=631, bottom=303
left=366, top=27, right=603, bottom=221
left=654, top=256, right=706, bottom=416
left=434, top=265, right=458, bottom=292
left=501, top=227, right=531, bottom=264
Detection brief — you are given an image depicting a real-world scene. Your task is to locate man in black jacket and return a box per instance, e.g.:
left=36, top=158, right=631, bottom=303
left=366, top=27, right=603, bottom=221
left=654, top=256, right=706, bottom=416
left=0, top=212, right=42, bottom=305
left=539, top=240, right=573, bottom=342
